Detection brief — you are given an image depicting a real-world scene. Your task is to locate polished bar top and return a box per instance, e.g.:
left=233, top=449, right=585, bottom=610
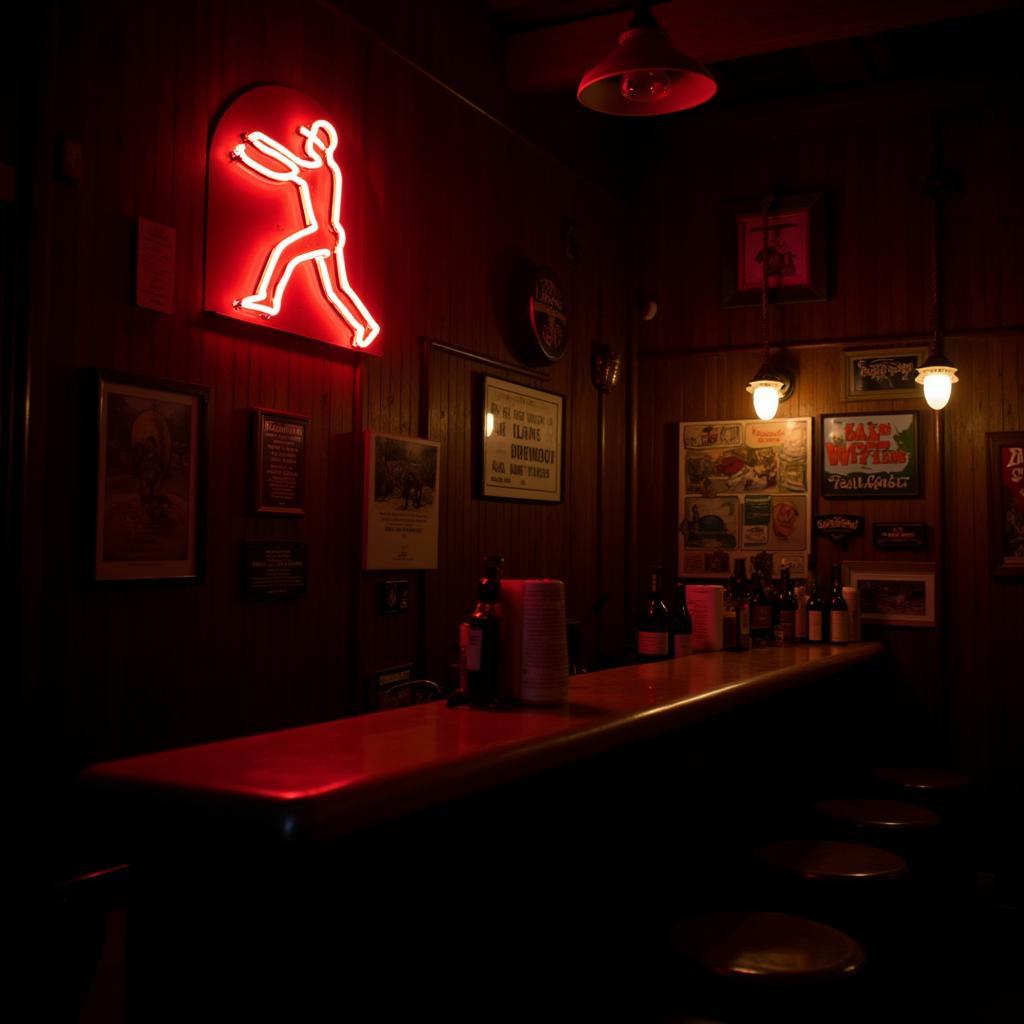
left=79, top=642, right=882, bottom=847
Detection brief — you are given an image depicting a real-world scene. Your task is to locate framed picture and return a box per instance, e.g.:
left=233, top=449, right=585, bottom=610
left=363, top=431, right=441, bottom=570
left=987, top=432, right=1024, bottom=577
left=251, top=407, right=309, bottom=515
left=843, top=561, right=937, bottom=628
left=481, top=376, right=564, bottom=503
left=722, top=193, right=826, bottom=307
left=94, top=371, right=208, bottom=582
left=678, top=417, right=812, bottom=579
left=821, top=412, right=920, bottom=499
left=840, top=346, right=928, bottom=401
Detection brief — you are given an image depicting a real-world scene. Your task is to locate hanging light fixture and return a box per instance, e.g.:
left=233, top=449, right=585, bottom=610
left=746, top=194, right=793, bottom=421
left=916, top=173, right=960, bottom=410
left=577, top=2, right=717, bottom=117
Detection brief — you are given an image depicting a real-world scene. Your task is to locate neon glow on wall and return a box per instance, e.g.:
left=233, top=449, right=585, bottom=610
left=205, top=87, right=380, bottom=353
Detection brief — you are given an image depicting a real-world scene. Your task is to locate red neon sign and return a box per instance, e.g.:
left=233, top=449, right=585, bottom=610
left=205, top=87, right=380, bottom=353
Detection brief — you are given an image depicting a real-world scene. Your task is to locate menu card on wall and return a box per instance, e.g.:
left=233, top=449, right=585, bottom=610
left=253, top=409, right=309, bottom=515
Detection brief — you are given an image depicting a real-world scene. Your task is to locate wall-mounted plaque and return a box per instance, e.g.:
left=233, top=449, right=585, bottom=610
left=815, top=514, right=865, bottom=545
left=252, top=408, right=309, bottom=515
left=524, top=267, right=568, bottom=364
left=242, top=541, right=308, bottom=599
left=873, top=522, right=927, bottom=550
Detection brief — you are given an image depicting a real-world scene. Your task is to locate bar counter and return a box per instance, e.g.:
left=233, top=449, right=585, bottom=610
left=80, top=642, right=883, bottom=851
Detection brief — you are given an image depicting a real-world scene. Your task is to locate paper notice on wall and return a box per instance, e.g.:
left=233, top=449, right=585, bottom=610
left=136, top=218, right=176, bottom=314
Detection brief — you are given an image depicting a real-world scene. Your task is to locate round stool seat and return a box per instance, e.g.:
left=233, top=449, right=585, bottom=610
left=872, top=765, right=971, bottom=792
left=670, top=911, right=865, bottom=986
left=755, top=840, right=908, bottom=882
left=814, top=797, right=939, bottom=831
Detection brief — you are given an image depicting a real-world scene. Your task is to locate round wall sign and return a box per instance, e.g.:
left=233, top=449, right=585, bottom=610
left=526, top=268, right=568, bottom=364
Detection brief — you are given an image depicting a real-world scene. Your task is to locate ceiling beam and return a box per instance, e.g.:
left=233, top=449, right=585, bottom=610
left=505, top=0, right=1017, bottom=94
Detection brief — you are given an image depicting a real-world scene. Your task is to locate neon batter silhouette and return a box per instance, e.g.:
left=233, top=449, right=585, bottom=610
left=230, top=119, right=379, bottom=348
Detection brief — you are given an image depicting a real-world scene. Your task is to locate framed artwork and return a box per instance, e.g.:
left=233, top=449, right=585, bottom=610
left=251, top=407, right=309, bottom=515
left=94, top=371, right=208, bottom=582
left=843, top=561, right=937, bottom=628
left=363, top=431, right=441, bottom=570
left=987, top=432, right=1024, bottom=577
left=481, top=376, right=564, bottom=503
left=678, top=417, right=812, bottom=579
left=821, top=412, right=920, bottom=499
left=722, top=193, right=826, bottom=307
left=840, top=346, right=928, bottom=401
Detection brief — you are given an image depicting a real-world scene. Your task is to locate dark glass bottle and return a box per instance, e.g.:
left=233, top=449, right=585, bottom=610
left=465, top=555, right=503, bottom=706
left=637, top=566, right=671, bottom=660
left=829, top=564, right=850, bottom=645
left=750, top=572, right=774, bottom=642
left=732, top=559, right=751, bottom=649
left=807, top=576, right=826, bottom=643
left=777, top=566, right=797, bottom=644
left=671, top=579, right=693, bottom=657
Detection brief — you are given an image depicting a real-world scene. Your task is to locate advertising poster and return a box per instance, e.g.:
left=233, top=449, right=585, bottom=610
left=679, top=417, right=812, bottom=578
left=821, top=412, right=919, bottom=498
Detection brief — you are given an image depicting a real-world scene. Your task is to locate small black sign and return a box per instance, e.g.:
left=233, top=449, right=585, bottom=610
left=873, top=522, right=927, bottom=550
left=814, top=514, right=865, bottom=545
left=242, top=541, right=308, bottom=599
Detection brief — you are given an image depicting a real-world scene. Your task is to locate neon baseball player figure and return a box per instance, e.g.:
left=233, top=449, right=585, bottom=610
left=230, top=119, right=379, bottom=348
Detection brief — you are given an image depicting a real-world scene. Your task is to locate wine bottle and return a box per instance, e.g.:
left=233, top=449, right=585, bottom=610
left=723, top=583, right=739, bottom=651
left=777, top=566, right=796, bottom=644
left=750, top=571, right=773, bottom=643
left=671, top=578, right=693, bottom=657
left=829, top=564, right=850, bottom=645
left=465, top=555, right=503, bottom=706
left=807, top=576, right=826, bottom=643
left=732, top=558, right=751, bottom=649
left=794, top=585, right=808, bottom=642
left=637, top=566, right=671, bottom=660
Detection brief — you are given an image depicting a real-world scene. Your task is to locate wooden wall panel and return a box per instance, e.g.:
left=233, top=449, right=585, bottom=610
left=15, top=0, right=631, bottom=784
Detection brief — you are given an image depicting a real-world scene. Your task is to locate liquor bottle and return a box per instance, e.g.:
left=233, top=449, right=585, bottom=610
left=637, top=566, right=671, bottom=660
left=671, top=578, right=693, bottom=657
left=777, top=566, right=797, bottom=644
left=723, top=583, right=739, bottom=651
left=794, top=585, right=809, bottom=642
left=732, top=559, right=751, bottom=649
left=807, top=576, right=826, bottom=644
left=465, top=555, right=503, bottom=706
left=749, top=571, right=774, bottom=643
left=829, top=564, right=850, bottom=645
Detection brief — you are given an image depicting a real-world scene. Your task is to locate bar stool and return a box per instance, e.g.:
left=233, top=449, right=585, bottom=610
left=813, top=797, right=938, bottom=846
left=666, top=910, right=865, bottom=1022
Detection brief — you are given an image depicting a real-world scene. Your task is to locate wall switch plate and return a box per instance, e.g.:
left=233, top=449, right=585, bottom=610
left=381, top=579, right=409, bottom=614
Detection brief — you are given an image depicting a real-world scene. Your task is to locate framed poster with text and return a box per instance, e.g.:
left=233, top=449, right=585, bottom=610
left=821, top=412, right=919, bottom=499
left=252, top=408, right=309, bottom=515
left=481, top=377, right=564, bottom=503
left=363, top=431, right=440, bottom=570
left=987, top=432, right=1024, bottom=577
left=679, top=417, right=812, bottom=579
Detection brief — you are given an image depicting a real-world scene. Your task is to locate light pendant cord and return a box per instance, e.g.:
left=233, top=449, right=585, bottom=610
left=759, top=192, right=774, bottom=364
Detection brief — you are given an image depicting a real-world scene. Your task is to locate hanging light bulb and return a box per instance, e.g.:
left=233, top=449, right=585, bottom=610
left=746, top=194, right=793, bottom=421
left=916, top=356, right=959, bottom=410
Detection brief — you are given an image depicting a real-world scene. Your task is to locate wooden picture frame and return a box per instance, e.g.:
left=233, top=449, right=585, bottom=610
left=94, top=371, right=208, bottom=582
left=722, top=192, right=827, bottom=307
left=840, top=346, right=928, bottom=401
left=251, top=407, right=309, bottom=515
left=480, top=376, right=564, bottom=503
left=843, top=560, right=937, bottom=628
left=987, top=431, right=1024, bottom=577
left=821, top=412, right=920, bottom=499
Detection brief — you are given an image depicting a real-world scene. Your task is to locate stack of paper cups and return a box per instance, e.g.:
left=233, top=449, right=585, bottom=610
left=842, top=586, right=862, bottom=641
left=501, top=579, right=570, bottom=705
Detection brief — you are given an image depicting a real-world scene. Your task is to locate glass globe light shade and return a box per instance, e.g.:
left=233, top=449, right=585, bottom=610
left=915, top=361, right=959, bottom=411
left=751, top=382, right=782, bottom=421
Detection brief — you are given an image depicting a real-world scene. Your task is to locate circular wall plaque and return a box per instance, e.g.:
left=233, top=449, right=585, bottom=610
left=526, top=268, right=569, bottom=364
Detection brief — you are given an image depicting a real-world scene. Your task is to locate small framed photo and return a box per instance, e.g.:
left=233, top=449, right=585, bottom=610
left=843, top=561, right=937, bottom=628
left=840, top=346, right=928, bottom=401
left=722, top=193, right=826, bottom=307
left=481, top=376, right=564, bottom=503
left=821, top=412, right=920, bottom=499
left=252, top=407, right=309, bottom=515
left=987, top=432, right=1024, bottom=577
left=94, top=371, right=208, bottom=582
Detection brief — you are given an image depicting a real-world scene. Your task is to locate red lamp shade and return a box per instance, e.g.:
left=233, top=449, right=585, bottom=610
left=577, top=13, right=717, bottom=117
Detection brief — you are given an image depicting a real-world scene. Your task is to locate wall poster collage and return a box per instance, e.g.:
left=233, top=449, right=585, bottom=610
left=679, top=417, right=812, bottom=580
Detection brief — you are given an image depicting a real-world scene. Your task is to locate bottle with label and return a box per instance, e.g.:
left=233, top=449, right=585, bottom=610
left=671, top=578, right=693, bottom=657
left=794, top=585, right=809, bottom=642
left=723, top=583, right=739, bottom=651
left=732, top=559, right=751, bottom=649
left=465, top=555, right=503, bottom=706
left=637, top=566, right=671, bottom=660
left=749, top=571, right=774, bottom=643
left=807, top=576, right=826, bottom=644
left=777, top=566, right=797, bottom=644
left=829, top=564, right=850, bottom=645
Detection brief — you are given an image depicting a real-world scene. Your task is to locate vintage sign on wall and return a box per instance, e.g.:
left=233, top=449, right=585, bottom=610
left=821, top=412, right=920, bottom=498
left=205, top=86, right=379, bottom=353
left=523, top=267, right=568, bottom=364
left=840, top=346, right=927, bottom=401
left=679, top=417, right=812, bottom=578
left=873, top=522, right=927, bottom=550
left=815, top=513, right=865, bottom=546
